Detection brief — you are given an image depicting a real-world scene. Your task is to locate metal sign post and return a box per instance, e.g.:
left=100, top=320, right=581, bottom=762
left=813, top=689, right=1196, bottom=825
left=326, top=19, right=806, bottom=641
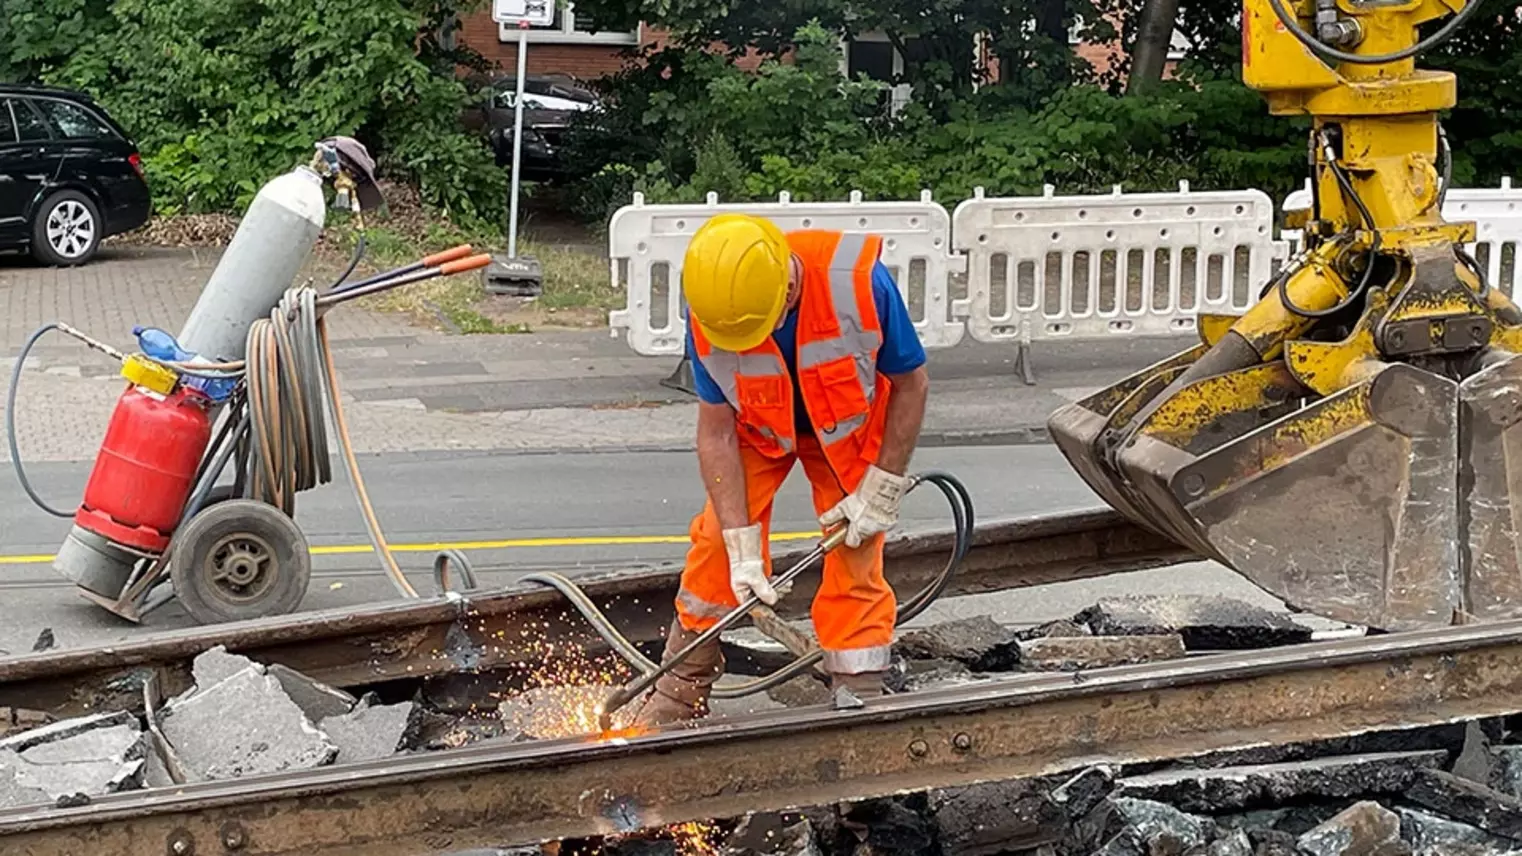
left=506, top=18, right=529, bottom=259
left=485, top=0, right=552, bottom=296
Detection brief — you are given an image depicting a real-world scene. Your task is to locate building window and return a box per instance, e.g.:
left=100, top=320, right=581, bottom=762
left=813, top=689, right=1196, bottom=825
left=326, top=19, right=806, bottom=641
left=841, top=33, right=917, bottom=117
left=498, top=2, right=640, bottom=45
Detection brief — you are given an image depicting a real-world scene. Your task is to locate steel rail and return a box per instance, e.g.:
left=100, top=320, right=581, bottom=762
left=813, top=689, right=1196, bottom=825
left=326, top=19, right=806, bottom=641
left=6, top=617, right=1522, bottom=855
left=0, top=509, right=1193, bottom=719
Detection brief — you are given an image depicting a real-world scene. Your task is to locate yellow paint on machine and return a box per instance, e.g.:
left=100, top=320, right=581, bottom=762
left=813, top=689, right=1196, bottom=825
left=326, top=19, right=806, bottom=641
left=0, top=531, right=823, bottom=566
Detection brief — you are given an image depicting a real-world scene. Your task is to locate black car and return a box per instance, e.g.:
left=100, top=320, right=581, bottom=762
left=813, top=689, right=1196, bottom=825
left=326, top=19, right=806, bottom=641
left=462, top=74, right=599, bottom=183
left=0, top=84, right=151, bottom=265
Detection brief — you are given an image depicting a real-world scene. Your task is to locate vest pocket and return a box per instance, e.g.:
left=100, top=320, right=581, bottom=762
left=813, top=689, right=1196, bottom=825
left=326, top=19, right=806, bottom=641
left=812, top=355, right=870, bottom=426
left=735, top=373, right=789, bottom=430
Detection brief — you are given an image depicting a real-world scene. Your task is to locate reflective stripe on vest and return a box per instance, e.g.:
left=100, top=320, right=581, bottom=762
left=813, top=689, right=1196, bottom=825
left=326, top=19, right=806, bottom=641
left=691, top=229, right=884, bottom=477
left=801, top=233, right=881, bottom=448
left=694, top=349, right=795, bottom=454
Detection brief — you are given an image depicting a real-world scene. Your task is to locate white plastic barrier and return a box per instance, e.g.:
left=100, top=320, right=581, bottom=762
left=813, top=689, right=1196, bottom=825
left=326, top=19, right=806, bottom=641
left=952, top=183, right=1283, bottom=347
left=608, top=190, right=967, bottom=357
left=1282, top=178, right=1521, bottom=299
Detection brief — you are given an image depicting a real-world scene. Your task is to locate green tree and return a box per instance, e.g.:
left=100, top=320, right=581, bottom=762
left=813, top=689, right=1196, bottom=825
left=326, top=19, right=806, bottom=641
left=2, top=0, right=504, bottom=220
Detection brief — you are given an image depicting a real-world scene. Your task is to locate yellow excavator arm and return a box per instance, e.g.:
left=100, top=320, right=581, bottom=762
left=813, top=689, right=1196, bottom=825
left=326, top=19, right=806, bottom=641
left=1049, top=0, right=1519, bottom=631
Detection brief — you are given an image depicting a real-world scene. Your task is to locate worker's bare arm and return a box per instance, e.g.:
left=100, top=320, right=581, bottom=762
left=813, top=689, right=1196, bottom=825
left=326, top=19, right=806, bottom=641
left=696, top=401, right=750, bottom=529
left=876, top=366, right=929, bottom=476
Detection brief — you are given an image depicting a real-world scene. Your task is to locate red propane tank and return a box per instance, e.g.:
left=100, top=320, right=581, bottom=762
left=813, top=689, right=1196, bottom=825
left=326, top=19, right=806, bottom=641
left=75, top=385, right=213, bottom=554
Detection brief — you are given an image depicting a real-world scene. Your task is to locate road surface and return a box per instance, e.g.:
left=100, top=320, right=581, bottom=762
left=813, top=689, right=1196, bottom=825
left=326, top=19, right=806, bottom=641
left=0, top=444, right=1297, bottom=655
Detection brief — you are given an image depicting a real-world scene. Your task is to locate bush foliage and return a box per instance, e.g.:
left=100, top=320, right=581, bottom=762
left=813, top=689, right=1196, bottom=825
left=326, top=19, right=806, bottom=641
left=560, top=1, right=1522, bottom=224
left=0, top=0, right=504, bottom=220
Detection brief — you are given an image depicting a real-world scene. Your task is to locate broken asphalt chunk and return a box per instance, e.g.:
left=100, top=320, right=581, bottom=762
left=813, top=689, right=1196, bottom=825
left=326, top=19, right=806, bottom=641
left=1083, top=797, right=1214, bottom=856
left=321, top=699, right=420, bottom=763
left=838, top=796, right=936, bottom=855
left=765, top=675, right=832, bottom=708
left=1495, top=745, right=1522, bottom=800
left=1077, top=596, right=1312, bottom=650
left=1016, top=618, right=1092, bottom=641
left=1017, top=634, right=1185, bottom=671
left=191, top=645, right=260, bottom=688
left=1050, top=766, right=1115, bottom=821
left=1406, top=768, right=1522, bottom=840
left=0, top=724, right=147, bottom=807
left=268, top=664, right=357, bottom=722
left=1297, top=801, right=1408, bottom=856
left=894, top=616, right=1020, bottom=671
left=1396, top=806, right=1521, bottom=856
left=721, top=813, right=821, bottom=856
left=1200, top=829, right=1253, bottom=856
left=1115, top=751, right=1447, bottom=813
left=0, top=710, right=136, bottom=754
left=161, top=666, right=337, bottom=781
left=886, top=657, right=977, bottom=693
left=929, top=778, right=1066, bottom=855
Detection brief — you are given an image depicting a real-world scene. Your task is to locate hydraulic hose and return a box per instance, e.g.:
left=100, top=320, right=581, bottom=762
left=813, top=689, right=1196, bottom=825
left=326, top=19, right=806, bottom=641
left=522, top=470, right=975, bottom=701
left=1266, top=0, right=1483, bottom=66
left=7, top=324, right=76, bottom=518
left=242, top=286, right=418, bottom=598
left=1278, top=136, right=1383, bottom=320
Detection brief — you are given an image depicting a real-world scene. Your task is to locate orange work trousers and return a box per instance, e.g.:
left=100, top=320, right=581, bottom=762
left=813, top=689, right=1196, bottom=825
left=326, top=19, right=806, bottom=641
left=674, top=434, right=896, bottom=675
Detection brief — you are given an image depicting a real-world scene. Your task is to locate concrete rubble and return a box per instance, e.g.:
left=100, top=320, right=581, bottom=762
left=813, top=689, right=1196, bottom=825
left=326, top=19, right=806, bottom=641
left=893, top=615, right=1021, bottom=671
left=11, top=593, right=1522, bottom=856
left=0, top=647, right=418, bottom=809
left=537, top=714, right=1522, bottom=856
left=1016, top=633, right=1186, bottom=671
left=1077, top=595, right=1314, bottom=651
left=321, top=694, right=421, bottom=763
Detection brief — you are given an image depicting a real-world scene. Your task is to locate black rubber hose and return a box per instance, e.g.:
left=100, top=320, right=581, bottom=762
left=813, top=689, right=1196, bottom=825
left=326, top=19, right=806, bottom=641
left=521, top=470, right=977, bottom=699
left=328, top=232, right=366, bottom=291
left=7, top=324, right=75, bottom=518
left=1266, top=0, right=1482, bottom=66
left=1279, top=149, right=1383, bottom=319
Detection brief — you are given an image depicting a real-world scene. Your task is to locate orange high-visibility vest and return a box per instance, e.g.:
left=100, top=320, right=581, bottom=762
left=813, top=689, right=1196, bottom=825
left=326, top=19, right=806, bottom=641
left=690, top=230, right=892, bottom=492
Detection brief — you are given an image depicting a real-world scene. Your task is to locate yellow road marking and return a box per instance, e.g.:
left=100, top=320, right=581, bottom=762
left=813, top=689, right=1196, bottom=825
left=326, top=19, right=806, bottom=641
left=0, top=531, right=823, bottom=566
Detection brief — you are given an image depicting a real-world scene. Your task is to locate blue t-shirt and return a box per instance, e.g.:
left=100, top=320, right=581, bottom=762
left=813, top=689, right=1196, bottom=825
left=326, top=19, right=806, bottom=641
left=686, top=261, right=927, bottom=433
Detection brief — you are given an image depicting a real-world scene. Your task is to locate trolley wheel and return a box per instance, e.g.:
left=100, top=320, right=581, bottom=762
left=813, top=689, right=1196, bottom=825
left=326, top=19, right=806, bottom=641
left=170, top=499, right=311, bottom=625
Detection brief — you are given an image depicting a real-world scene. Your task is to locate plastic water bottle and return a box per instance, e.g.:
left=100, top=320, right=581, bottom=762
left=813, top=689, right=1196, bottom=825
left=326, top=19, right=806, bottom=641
left=133, top=326, right=238, bottom=403
left=134, top=326, right=194, bottom=363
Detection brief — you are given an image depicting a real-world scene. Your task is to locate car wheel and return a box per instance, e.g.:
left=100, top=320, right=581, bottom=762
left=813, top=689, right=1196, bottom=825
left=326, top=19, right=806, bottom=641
left=31, top=190, right=102, bottom=266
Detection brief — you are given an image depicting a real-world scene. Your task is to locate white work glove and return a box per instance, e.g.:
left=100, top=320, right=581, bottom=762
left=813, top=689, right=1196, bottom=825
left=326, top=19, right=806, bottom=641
left=723, top=524, right=778, bottom=606
left=820, top=465, right=912, bottom=548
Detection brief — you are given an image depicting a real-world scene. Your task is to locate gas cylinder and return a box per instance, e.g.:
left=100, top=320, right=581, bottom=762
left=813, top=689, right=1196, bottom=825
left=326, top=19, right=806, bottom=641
left=54, top=376, right=213, bottom=597
left=176, top=164, right=326, bottom=362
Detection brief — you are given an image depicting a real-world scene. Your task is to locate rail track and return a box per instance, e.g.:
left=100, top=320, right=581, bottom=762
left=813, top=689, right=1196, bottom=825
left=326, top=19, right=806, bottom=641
left=0, top=509, right=1189, bottom=718
left=9, top=508, right=1516, bottom=855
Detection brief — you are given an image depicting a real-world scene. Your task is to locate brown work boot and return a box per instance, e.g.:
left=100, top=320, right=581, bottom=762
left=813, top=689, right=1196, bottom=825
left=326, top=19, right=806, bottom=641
left=629, top=618, right=725, bottom=727
left=829, top=670, right=887, bottom=699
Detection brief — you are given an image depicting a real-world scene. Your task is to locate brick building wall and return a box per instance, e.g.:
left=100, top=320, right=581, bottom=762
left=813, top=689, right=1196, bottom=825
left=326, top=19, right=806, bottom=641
left=457, top=10, right=645, bottom=78
left=455, top=9, right=1173, bottom=85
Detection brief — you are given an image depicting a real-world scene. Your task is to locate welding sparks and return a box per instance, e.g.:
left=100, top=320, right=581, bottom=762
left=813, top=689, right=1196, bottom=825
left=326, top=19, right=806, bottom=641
left=670, top=821, right=723, bottom=856
left=493, top=620, right=645, bottom=741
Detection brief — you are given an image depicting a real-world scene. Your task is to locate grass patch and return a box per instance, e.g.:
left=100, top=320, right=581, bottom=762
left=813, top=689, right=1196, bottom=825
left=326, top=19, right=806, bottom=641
left=320, top=217, right=611, bottom=335
left=535, top=245, right=619, bottom=312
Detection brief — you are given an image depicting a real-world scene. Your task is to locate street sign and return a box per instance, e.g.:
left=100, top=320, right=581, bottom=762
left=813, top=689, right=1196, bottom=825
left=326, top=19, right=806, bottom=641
left=492, top=0, right=552, bottom=26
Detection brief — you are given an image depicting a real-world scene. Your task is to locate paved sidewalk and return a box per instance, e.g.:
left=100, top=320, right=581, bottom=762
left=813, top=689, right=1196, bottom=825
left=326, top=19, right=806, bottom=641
left=1, top=248, right=1191, bottom=462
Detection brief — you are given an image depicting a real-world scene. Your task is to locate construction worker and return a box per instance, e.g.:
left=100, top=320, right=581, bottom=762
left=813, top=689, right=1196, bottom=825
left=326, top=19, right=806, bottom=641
left=632, top=213, right=930, bottom=726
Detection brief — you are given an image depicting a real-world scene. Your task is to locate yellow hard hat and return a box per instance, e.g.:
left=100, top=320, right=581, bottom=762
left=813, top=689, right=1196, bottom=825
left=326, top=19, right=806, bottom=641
left=682, top=213, right=791, bottom=352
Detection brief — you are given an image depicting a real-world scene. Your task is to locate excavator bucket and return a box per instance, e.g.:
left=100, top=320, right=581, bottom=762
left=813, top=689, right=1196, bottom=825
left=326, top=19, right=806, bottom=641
left=1047, top=344, right=1208, bottom=536
left=1457, top=350, right=1522, bottom=622
left=1052, top=341, right=1522, bottom=631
